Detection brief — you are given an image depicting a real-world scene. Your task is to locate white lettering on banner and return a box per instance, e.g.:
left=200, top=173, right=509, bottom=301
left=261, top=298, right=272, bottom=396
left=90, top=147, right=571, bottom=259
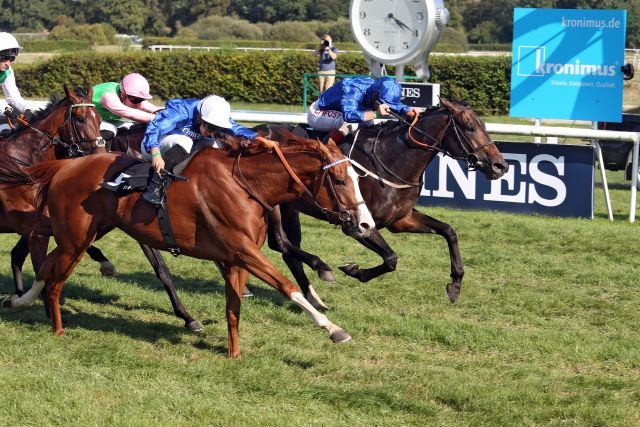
left=423, top=153, right=568, bottom=207
left=528, top=154, right=566, bottom=207
left=484, top=154, right=527, bottom=203
left=402, top=88, right=421, bottom=98
left=428, top=155, right=476, bottom=199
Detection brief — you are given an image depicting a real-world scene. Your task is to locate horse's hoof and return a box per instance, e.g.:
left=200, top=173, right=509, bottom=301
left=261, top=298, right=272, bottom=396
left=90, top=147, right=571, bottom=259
left=446, top=282, right=460, bottom=303
left=338, top=263, right=359, bottom=277
left=242, top=287, right=254, bottom=298
left=2, top=294, right=17, bottom=308
left=330, top=329, right=352, bottom=343
left=99, top=262, right=118, bottom=277
left=317, top=268, right=336, bottom=283
left=186, top=320, right=204, bottom=333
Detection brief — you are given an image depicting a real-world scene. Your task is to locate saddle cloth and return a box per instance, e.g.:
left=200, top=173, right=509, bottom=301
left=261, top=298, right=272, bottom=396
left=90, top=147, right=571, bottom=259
left=101, top=161, right=152, bottom=193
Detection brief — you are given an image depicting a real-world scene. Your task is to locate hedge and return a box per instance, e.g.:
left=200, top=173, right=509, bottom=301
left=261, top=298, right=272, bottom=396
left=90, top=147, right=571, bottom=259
left=21, top=40, right=92, bottom=53
left=15, top=51, right=512, bottom=115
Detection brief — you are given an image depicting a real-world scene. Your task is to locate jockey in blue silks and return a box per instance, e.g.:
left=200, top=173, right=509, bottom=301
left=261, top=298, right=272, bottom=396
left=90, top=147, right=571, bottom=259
left=141, top=94, right=256, bottom=206
left=306, top=76, right=421, bottom=144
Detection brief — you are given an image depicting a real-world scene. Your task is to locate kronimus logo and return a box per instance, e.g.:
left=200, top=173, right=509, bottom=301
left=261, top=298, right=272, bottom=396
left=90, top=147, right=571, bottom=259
left=517, top=45, right=617, bottom=77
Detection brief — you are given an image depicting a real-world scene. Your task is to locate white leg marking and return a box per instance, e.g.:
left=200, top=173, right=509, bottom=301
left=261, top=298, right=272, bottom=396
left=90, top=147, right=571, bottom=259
left=11, top=280, right=46, bottom=307
left=290, top=291, right=344, bottom=336
left=307, top=285, right=329, bottom=310
left=347, top=165, right=375, bottom=231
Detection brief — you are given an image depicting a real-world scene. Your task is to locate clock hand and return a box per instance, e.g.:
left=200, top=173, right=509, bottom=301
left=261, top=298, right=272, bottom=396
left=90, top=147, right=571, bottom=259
left=387, top=13, right=413, bottom=32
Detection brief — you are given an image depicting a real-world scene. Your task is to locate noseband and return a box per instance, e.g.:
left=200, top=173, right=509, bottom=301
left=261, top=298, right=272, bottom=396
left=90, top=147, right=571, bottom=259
left=313, top=157, right=365, bottom=228
left=404, top=107, right=496, bottom=169
left=21, top=102, right=104, bottom=158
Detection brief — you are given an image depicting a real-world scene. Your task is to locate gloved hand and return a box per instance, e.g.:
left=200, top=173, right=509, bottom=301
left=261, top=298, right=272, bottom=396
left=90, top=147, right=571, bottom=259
left=4, top=106, right=19, bottom=120
left=22, top=109, right=33, bottom=123
left=405, top=109, right=418, bottom=121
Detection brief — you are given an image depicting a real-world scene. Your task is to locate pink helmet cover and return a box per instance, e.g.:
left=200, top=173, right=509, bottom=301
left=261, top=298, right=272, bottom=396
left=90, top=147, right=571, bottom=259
left=120, top=73, right=152, bottom=99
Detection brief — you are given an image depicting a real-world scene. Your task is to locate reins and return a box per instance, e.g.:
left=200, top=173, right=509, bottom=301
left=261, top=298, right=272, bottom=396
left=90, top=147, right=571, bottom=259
left=387, top=106, right=497, bottom=169
left=233, top=136, right=360, bottom=225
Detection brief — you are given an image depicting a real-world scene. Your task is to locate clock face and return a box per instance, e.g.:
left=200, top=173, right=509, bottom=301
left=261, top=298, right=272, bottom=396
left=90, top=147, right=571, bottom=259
left=351, top=0, right=430, bottom=64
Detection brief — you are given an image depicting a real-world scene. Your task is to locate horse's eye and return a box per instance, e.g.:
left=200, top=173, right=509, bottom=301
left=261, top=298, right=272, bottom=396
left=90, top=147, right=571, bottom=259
left=334, top=178, right=346, bottom=186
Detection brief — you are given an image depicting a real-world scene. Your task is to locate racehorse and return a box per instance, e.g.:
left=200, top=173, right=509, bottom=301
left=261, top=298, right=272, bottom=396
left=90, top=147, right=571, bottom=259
left=0, top=85, right=105, bottom=297
left=257, top=98, right=509, bottom=308
left=1, top=136, right=375, bottom=357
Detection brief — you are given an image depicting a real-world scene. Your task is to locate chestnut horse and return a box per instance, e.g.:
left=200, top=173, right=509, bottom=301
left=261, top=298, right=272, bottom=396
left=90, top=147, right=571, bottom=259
left=0, top=86, right=104, bottom=295
left=258, top=99, right=509, bottom=308
left=5, top=119, right=209, bottom=331
left=2, top=137, right=375, bottom=357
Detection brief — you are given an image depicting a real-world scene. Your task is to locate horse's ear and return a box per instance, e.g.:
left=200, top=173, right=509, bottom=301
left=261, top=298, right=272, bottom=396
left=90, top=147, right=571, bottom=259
left=87, top=86, right=94, bottom=100
left=316, top=139, right=332, bottom=157
left=440, top=98, right=453, bottom=111
left=64, top=84, right=80, bottom=103
left=325, top=138, right=337, bottom=148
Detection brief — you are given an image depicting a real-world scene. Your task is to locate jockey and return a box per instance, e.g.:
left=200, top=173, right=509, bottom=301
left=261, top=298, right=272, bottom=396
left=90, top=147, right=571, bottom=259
left=0, top=32, right=30, bottom=122
left=307, top=76, right=421, bottom=144
left=92, top=72, right=163, bottom=142
left=141, top=94, right=256, bottom=206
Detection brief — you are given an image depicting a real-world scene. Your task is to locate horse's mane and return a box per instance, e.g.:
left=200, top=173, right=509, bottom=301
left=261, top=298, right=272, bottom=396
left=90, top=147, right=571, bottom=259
left=216, top=130, right=326, bottom=157
left=31, top=87, right=90, bottom=123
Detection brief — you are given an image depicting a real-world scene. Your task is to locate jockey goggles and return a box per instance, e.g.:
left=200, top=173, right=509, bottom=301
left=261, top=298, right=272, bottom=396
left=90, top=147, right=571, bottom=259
left=126, top=95, right=145, bottom=104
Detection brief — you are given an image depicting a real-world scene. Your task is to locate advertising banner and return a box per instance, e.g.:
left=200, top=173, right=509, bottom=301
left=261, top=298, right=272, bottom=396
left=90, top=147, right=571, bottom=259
left=399, top=82, right=440, bottom=109
left=510, top=8, right=627, bottom=122
left=418, top=141, right=596, bottom=218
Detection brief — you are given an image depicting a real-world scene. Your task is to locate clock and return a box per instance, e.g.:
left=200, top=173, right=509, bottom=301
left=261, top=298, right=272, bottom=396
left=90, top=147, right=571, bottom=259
left=350, top=0, right=449, bottom=80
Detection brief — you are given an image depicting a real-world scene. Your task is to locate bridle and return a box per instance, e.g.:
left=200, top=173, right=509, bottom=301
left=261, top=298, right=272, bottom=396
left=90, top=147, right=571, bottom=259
left=311, top=157, right=364, bottom=230
left=233, top=142, right=363, bottom=230
left=16, top=102, right=105, bottom=158
left=396, top=106, right=496, bottom=169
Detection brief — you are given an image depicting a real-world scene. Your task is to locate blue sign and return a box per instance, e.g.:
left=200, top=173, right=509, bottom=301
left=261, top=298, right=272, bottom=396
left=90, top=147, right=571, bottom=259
left=510, top=8, right=627, bottom=122
left=418, top=142, right=595, bottom=218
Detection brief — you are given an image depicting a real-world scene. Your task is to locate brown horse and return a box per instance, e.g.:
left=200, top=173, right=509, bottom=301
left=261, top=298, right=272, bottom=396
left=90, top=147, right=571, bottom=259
left=2, top=136, right=375, bottom=357
left=258, top=99, right=509, bottom=308
left=0, top=85, right=104, bottom=296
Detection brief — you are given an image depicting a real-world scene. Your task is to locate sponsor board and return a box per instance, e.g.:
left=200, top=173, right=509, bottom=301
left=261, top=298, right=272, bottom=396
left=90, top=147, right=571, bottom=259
left=510, top=8, right=626, bottom=122
left=399, top=82, right=439, bottom=108
left=418, top=141, right=595, bottom=218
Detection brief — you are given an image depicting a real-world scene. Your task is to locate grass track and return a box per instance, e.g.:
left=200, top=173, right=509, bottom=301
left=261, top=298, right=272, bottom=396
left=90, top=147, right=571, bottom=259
left=0, top=169, right=639, bottom=425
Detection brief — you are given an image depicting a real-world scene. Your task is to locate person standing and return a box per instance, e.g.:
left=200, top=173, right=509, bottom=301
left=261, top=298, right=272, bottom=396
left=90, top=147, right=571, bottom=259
left=316, top=34, right=338, bottom=93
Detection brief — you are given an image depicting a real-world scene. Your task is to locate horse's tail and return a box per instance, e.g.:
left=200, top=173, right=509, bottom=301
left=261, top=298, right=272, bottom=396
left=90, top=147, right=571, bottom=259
left=27, top=159, right=73, bottom=212
left=0, top=154, right=37, bottom=187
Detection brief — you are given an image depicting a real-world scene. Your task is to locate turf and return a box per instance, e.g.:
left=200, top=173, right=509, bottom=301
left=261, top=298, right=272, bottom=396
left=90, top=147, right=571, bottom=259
left=0, top=169, right=638, bottom=425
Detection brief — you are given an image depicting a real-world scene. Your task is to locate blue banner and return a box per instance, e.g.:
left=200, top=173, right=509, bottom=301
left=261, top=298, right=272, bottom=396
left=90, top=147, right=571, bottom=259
left=510, top=8, right=626, bottom=122
left=418, top=142, right=595, bottom=218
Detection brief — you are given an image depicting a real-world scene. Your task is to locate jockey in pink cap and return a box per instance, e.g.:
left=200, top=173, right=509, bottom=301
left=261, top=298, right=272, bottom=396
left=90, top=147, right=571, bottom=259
left=92, top=72, right=163, bottom=142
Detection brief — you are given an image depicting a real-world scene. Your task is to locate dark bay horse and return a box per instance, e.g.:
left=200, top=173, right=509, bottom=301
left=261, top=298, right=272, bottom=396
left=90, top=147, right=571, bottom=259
left=2, top=137, right=375, bottom=357
left=257, top=98, right=509, bottom=308
left=0, top=85, right=105, bottom=295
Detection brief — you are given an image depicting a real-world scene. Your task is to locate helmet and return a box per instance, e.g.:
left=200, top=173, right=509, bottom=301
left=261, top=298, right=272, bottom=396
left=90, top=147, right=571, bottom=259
left=120, top=73, right=152, bottom=99
left=368, top=77, right=405, bottom=112
left=0, top=32, right=21, bottom=57
left=198, top=95, right=233, bottom=129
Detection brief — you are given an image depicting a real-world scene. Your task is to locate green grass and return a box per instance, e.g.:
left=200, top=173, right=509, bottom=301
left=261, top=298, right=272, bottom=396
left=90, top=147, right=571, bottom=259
left=0, top=155, right=639, bottom=424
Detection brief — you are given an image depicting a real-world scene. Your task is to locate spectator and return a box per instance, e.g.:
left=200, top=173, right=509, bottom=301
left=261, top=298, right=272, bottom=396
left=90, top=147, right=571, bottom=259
left=316, top=34, right=338, bottom=93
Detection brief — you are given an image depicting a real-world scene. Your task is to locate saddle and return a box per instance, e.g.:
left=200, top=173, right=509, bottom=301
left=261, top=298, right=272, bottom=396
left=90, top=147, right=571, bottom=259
left=101, top=157, right=190, bottom=257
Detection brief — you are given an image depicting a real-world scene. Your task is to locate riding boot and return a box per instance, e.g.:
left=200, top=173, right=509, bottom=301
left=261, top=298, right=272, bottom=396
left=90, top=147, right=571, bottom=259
left=142, top=144, right=189, bottom=207
left=100, top=130, right=115, bottom=152
left=321, top=128, right=345, bottom=145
